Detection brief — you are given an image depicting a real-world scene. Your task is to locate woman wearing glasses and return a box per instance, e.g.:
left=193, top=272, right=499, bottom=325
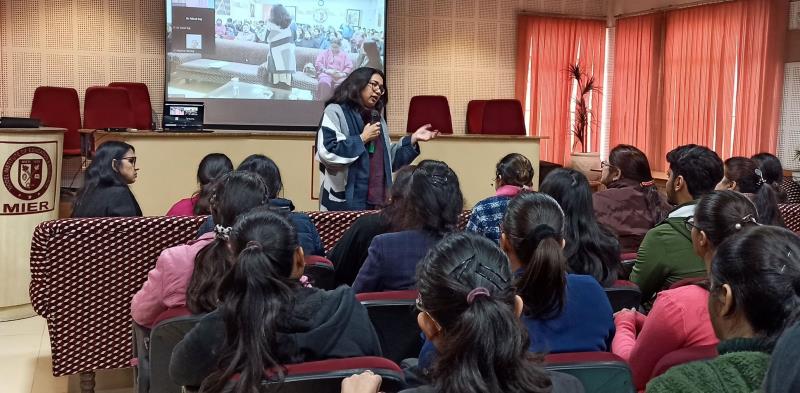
left=316, top=67, right=439, bottom=211
left=72, top=140, right=142, bottom=217
left=592, top=144, right=671, bottom=254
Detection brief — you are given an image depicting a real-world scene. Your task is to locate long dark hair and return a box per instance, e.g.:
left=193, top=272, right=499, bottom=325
left=723, top=157, right=784, bottom=226
left=324, top=67, right=387, bottom=112
left=380, top=164, right=416, bottom=231
left=269, top=4, right=292, bottom=29
left=194, top=153, right=234, bottom=215
left=694, top=190, right=760, bottom=248
left=186, top=171, right=270, bottom=314
left=751, top=152, right=786, bottom=203
left=496, top=153, right=534, bottom=188
left=199, top=209, right=300, bottom=393
left=710, top=226, right=800, bottom=344
left=402, top=160, right=463, bottom=237
left=540, top=168, right=621, bottom=287
left=73, top=141, right=133, bottom=214
left=608, top=144, right=666, bottom=222
left=237, top=154, right=283, bottom=199
left=503, top=192, right=567, bottom=319
left=416, top=232, right=553, bottom=393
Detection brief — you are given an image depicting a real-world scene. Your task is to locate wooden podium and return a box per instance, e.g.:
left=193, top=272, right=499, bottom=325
left=0, top=127, right=64, bottom=321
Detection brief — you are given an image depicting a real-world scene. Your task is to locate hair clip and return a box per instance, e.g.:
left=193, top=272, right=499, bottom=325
left=245, top=240, right=261, bottom=251
left=755, top=168, right=766, bottom=187
left=214, top=224, right=232, bottom=240
left=430, top=174, right=449, bottom=186
left=640, top=180, right=655, bottom=187
left=780, top=264, right=787, bottom=274
left=466, top=287, right=491, bottom=304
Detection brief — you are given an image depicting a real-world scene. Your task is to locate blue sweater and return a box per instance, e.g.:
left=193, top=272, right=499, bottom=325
left=418, top=273, right=615, bottom=369
left=352, top=229, right=439, bottom=293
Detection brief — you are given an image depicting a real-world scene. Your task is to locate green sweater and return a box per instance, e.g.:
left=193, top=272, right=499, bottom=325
left=646, top=338, right=773, bottom=393
left=631, top=202, right=706, bottom=303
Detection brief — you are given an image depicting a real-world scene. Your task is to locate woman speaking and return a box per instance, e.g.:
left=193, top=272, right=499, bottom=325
left=316, top=67, right=439, bottom=211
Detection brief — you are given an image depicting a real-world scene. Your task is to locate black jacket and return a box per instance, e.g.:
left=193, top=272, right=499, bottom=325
left=71, top=184, right=142, bottom=217
left=196, top=198, right=325, bottom=256
left=169, top=285, right=382, bottom=388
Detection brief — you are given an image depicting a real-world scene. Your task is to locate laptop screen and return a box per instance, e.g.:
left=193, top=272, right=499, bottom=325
left=163, top=102, right=204, bottom=130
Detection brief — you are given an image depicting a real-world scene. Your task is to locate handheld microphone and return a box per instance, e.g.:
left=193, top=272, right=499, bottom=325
left=368, top=109, right=381, bottom=154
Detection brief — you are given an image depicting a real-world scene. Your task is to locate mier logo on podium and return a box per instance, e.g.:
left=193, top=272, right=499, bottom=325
left=1, top=144, right=55, bottom=215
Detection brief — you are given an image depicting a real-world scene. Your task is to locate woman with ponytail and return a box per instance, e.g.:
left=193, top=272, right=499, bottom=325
left=541, top=168, right=621, bottom=287
left=648, top=225, right=800, bottom=392
left=593, top=145, right=672, bottom=253
left=131, top=171, right=269, bottom=326
left=170, top=209, right=380, bottom=391
left=166, top=153, right=233, bottom=216
left=612, top=190, right=757, bottom=390
left=752, top=152, right=788, bottom=203
left=394, top=232, right=583, bottom=393
left=716, top=156, right=784, bottom=226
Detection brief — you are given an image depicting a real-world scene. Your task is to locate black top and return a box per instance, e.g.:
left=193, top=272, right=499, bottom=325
left=169, top=285, right=382, bottom=388
left=327, top=212, right=390, bottom=286
left=399, top=370, right=585, bottom=393
left=71, top=184, right=142, bottom=218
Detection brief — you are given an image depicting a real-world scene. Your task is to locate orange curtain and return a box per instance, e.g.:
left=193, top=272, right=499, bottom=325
left=610, top=13, right=665, bottom=166
left=515, top=15, right=606, bottom=164
left=610, top=0, right=788, bottom=171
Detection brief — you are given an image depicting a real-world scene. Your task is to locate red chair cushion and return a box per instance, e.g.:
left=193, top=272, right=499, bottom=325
left=612, top=280, right=638, bottom=288
left=650, top=345, right=718, bottom=379
left=356, top=290, right=418, bottom=302
left=481, top=99, right=526, bottom=135
left=304, top=255, right=334, bottom=267
left=152, top=306, right=192, bottom=326
left=406, top=95, right=453, bottom=134
left=83, top=86, right=136, bottom=129
left=545, top=351, right=626, bottom=364
left=466, top=100, right=487, bottom=134
left=283, top=356, right=402, bottom=375
left=109, top=82, right=152, bottom=130
left=30, top=86, right=82, bottom=154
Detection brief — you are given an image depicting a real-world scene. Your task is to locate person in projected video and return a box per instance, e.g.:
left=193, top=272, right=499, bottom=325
left=315, top=38, right=353, bottom=101
left=266, top=4, right=296, bottom=89
left=316, top=67, right=440, bottom=211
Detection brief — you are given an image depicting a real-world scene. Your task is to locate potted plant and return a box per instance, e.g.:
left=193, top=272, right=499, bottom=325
left=567, top=63, right=601, bottom=181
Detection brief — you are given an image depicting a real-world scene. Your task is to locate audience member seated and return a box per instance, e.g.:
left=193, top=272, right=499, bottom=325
left=352, top=160, right=463, bottom=293
left=647, top=225, right=800, bottom=392
left=328, top=165, right=416, bottom=286
left=751, top=152, right=788, bottom=203
left=764, top=322, right=800, bottom=393
left=613, top=190, right=757, bottom=390
left=382, top=232, right=584, bottom=393
left=355, top=41, right=382, bottom=70
left=466, top=153, right=533, bottom=244
left=592, top=145, right=671, bottom=253
left=716, top=156, right=784, bottom=227
left=72, top=141, right=142, bottom=217
left=197, top=154, right=325, bottom=256
left=170, top=209, right=381, bottom=390
left=131, top=171, right=269, bottom=326
left=315, top=38, right=354, bottom=100
left=540, top=168, right=621, bottom=287
left=633, top=144, right=724, bottom=304
left=166, top=153, right=233, bottom=216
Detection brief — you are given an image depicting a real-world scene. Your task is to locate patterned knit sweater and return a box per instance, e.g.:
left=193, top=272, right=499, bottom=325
left=646, top=337, right=773, bottom=393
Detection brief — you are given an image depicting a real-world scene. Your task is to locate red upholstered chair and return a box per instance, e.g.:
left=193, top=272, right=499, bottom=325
left=544, top=352, right=634, bottom=393
left=466, top=100, right=487, bottom=134
left=606, top=281, right=642, bottom=312
left=30, top=86, right=83, bottom=155
left=356, top=290, right=421, bottom=363
left=304, top=255, right=335, bottom=290
left=481, top=99, right=526, bottom=135
left=109, top=82, right=153, bottom=130
left=406, top=95, right=453, bottom=134
left=83, top=86, right=136, bottom=129
left=668, top=276, right=708, bottom=290
left=779, top=203, right=800, bottom=232
left=650, top=345, right=718, bottom=380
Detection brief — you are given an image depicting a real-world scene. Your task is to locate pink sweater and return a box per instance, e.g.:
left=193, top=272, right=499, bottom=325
left=165, top=196, right=198, bottom=216
left=131, top=233, right=215, bottom=326
left=612, top=285, right=719, bottom=391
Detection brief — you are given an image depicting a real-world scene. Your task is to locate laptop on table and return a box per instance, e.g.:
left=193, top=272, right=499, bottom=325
left=162, top=102, right=211, bottom=132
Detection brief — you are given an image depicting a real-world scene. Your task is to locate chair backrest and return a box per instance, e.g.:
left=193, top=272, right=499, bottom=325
left=149, top=313, right=206, bottom=393
left=83, top=86, right=136, bottom=129
left=481, top=99, right=526, bottom=135
left=545, top=352, right=635, bottom=393
left=109, top=82, right=153, bottom=130
left=779, top=203, right=800, bottom=232
left=781, top=179, right=800, bottom=204
left=466, top=100, right=487, bottom=134
left=650, top=345, right=718, bottom=380
left=30, top=86, right=82, bottom=155
left=304, top=255, right=335, bottom=290
left=356, top=290, right=421, bottom=364
left=406, top=95, right=453, bottom=134
left=605, top=284, right=642, bottom=312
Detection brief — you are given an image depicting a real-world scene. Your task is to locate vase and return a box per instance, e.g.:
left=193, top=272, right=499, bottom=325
left=570, top=152, right=601, bottom=182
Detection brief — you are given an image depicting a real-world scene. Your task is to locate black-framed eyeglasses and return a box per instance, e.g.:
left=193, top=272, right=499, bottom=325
left=368, top=81, right=385, bottom=95
left=120, top=156, right=137, bottom=166
left=684, top=216, right=697, bottom=232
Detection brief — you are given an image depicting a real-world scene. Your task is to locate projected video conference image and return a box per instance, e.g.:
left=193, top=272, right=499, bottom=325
left=166, top=0, right=386, bottom=104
